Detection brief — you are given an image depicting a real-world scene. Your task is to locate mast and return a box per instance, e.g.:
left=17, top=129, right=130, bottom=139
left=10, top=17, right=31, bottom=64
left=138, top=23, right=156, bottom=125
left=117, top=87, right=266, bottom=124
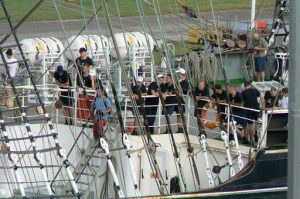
left=288, top=0, right=300, bottom=198
left=251, top=0, right=256, bottom=29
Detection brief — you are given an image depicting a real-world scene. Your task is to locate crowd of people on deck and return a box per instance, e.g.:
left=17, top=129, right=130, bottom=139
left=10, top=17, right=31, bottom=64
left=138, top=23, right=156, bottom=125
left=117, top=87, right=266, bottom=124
left=50, top=42, right=288, bottom=143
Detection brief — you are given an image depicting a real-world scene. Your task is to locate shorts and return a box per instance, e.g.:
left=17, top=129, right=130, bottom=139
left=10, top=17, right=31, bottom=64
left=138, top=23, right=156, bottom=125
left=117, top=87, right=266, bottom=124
left=255, top=56, right=267, bottom=72
left=60, top=92, right=73, bottom=106
left=246, top=110, right=260, bottom=124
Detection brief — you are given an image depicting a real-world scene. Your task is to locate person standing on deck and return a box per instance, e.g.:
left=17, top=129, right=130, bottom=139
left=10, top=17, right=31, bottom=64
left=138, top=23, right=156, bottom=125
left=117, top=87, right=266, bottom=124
left=80, top=65, right=95, bottom=90
left=54, top=65, right=73, bottom=125
left=279, top=87, right=288, bottom=108
left=252, top=32, right=269, bottom=82
left=92, top=90, right=112, bottom=139
left=228, top=85, right=247, bottom=142
left=72, top=47, right=95, bottom=86
left=194, top=81, right=210, bottom=117
left=5, top=49, right=18, bottom=79
left=242, top=81, right=263, bottom=144
left=175, top=68, right=189, bottom=133
left=130, top=76, right=147, bottom=134
left=211, top=84, right=227, bottom=122
left=145, top=74, right=166, bottom=134
left=264, top=86, right=280, bottom=108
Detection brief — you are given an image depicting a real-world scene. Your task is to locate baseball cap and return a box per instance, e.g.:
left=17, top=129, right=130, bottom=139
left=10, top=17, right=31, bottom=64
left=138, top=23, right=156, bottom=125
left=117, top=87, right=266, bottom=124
left=137, top=76, right=144, bottom=82
left=157, top=74, right=164, bottom=79
left=175, top=68, right=186, bottom=74
left=79, top=47, right=87, bottom=53
left=56, top=65, right=64, bottom=73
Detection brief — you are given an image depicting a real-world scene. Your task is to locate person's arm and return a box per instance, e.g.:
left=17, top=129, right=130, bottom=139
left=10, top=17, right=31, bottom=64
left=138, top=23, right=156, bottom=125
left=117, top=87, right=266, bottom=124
left=105, top=98, right=112, bottom=113
left=72, top=67, right=77, bottom=80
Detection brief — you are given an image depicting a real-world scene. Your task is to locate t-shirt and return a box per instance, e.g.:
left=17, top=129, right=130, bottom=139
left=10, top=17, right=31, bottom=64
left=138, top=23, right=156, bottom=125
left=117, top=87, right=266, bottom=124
left=145, top=81, right=166, bottom=105
left=131, top=84, right=147, bottom=105
left=82, top=75, right=93, bottom=88
left=93, top=97, right=111, bottom=120
left=7, top=57, right=18, bottom=78
left=74, top=56, right=94, bottom=83
left=54, top=71, right=72, bottom=88
left=264, top=91, right=279, bottom=108
left=195, top=87, right=210, bottom=108
left=211, top=90, right=227, bottom=101
left=180, top=79, right=189, bottom=95
left=280, top=96, right=288, bottom=108
left=253, top=37, right=268, bottom=57
left=165, top=83, right=176, bottom=105
left=229, top=91, right=243, bottom=113
left=242, top=88, right=260, bottom=109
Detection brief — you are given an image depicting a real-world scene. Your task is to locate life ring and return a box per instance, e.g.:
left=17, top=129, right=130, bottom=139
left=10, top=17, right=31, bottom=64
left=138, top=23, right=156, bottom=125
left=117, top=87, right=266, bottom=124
left=201, top=102, right=220, bottom=129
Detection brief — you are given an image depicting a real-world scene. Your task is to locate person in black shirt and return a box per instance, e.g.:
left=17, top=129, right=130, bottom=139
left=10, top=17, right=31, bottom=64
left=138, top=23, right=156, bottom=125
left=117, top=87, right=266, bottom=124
left=131, top=76, right=147, bottom=113
left=175, top=68, right=189, bottom=133
left=211, top=84, right=227, bottom=121
left=264, top=87, right=279, bottom=108
left=81, top=65, right=95, bottom=90
left=54, top=65, right=73, bottom=125
left=242, top=81, right=262, bottom=143
left=72, top=47, right=94, bottom=87
left=130, top=76, right=147, bottom=135
left=194, top=81, right=210, bottom=117
left=165, top=74, right=176, bottom=115
left=145, top=74, right=166, bottom=134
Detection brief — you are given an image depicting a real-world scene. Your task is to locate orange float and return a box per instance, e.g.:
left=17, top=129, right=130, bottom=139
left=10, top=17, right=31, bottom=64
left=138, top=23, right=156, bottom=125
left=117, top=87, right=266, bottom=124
left=201, top=102, right=221, bottom=129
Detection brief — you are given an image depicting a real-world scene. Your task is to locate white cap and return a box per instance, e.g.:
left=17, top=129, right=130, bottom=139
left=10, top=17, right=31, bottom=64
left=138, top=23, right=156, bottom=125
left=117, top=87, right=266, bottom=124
left=137, top=76, right=144, bottom=82
left=175, top=68, right=186, bottom=74
left=157, top=74, right=164, bottom=78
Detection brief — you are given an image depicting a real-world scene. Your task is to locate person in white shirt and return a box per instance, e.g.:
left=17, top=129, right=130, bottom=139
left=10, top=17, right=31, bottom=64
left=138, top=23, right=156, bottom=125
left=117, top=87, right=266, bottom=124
left=280, top=87, right=288, bottom=109
left=5, top=49, right=18, bottom=79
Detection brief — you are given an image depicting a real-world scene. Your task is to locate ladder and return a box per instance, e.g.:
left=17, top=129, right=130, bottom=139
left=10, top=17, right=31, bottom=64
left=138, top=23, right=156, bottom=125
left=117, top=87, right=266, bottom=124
left=0, top=0, right=79, bottom=198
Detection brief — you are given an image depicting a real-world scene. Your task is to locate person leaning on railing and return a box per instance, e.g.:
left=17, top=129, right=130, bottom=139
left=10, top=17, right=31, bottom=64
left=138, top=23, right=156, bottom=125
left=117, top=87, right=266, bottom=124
left=211, top=84, right=227, bottom=122
left=79, top=64, right=96, bottom=90
left=145, top=74, right=166, bottom=134
left=228, top=85, right=248, bottom=144
left=175, top=68, right=189, bottom=133
left=54, top=65, right=73, bottom=125
left=264, top=86, right=280, bottom=108
left=130, top=76, right=147, bottom=135
left=194, top=81, right=210, bottom=117
left=279, top=87, right=288, bottom=109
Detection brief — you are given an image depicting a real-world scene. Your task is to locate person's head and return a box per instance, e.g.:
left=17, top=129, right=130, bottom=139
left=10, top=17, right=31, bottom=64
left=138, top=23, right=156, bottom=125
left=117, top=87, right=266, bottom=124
left=253, top=32, right=261, bottom=41
left=175, top=68, right=186, bottom=80
left=227, top=84, right=236, bottom=95
left=56, top=65, right=64, bottom=75
left=5, top=49, right=13, bottom=57
left=282, top=87, right=288, bottom=96
left=198, top=81, right=205, bottom=90
left=157, top=74, right=164, bottom=84
left=214, top=84, right=223, bottom=94
left=136, top=76, right=144, bottom=87
left=244, top=81, right=252, bottom=89
left=166, top=74, right=173, bottom=85
left=270, top=87, right=277, bottom=97
left=79, top=47, right=87, bottom=58
left=82, top=64, right=90, bottom=73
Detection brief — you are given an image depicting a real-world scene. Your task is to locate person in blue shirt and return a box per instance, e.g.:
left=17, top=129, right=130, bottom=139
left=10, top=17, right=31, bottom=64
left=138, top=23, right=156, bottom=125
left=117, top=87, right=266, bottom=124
left=92, top=89, right=112, bottom=139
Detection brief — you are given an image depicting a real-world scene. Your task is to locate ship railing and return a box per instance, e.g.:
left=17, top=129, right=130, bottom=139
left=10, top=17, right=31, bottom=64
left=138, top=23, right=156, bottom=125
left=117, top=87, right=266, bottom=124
left=121, top=95, right=288, bottom=148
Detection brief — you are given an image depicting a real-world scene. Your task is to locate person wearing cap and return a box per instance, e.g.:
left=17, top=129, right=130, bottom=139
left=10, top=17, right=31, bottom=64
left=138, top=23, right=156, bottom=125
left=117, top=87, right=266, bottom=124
left=175, top=68, right=189, bottom=133
left=242, top=81, right=263, bottom=143
left=5, top=48, right=18, bottom=79
left=54, top=65, right=73, bottom=125
left=72, top=47, right=94, bottom=87
left=145, top=74, right=166, bottom=134
left=129, top=76, right=147, bottom=135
